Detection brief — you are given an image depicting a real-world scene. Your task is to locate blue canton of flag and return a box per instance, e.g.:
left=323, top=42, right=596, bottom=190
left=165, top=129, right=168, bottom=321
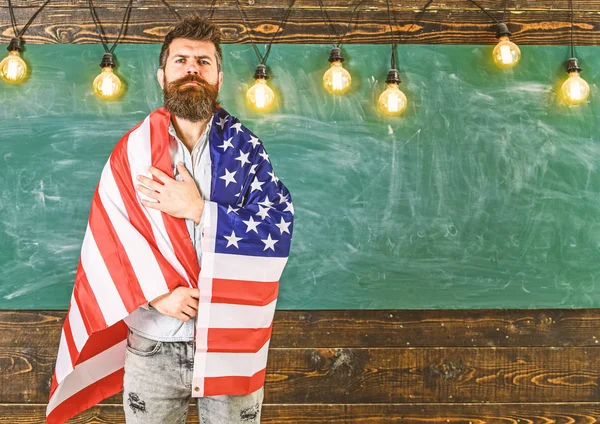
left=209, top=108, right=294, bottom=258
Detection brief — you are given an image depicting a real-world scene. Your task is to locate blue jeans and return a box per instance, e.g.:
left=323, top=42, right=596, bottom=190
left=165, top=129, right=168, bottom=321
left=123, top=329, right=264, bottom=423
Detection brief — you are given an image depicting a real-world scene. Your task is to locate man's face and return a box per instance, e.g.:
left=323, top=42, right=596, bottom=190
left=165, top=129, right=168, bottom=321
left=157, top=38, right=224, bottom=122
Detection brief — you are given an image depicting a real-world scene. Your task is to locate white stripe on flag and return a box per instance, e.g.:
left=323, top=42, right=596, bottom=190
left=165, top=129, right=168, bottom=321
left=127, top=118, right=191, bottom=286
left=47, top=340, right=127, bottom=415
left=55, top=329, right=74, bottom=384
left=99, top=161, right=169, bottom=301
left=68, top=296, right=88, bottom=352
left=204, top=339, right=270, bottom=377
left=194, top=200, right=219, bottom=397
left=208, top=299, right=277, bottom=329
left=206, top=253, right=288, bottom=282
left=80, top=225, right=128, bottom=326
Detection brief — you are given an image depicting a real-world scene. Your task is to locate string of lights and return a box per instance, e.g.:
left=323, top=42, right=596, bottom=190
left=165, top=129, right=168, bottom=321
left=0, top=0, right=594, bottom=111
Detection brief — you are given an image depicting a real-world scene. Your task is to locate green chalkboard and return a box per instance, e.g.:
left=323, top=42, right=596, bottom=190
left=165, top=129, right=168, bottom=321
left=0, top=44, right=599, bottom=310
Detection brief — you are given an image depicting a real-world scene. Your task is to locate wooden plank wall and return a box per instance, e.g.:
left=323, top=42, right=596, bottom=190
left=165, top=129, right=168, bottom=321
left=1, top=1, right=600, bottom=422
left=1, top=309, right=599, bottom=422
left=0, top=1, right=600, bottom=46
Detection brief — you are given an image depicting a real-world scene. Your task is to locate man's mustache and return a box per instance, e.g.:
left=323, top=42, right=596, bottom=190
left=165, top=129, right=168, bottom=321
left=171, top=75, right=212, bottom=89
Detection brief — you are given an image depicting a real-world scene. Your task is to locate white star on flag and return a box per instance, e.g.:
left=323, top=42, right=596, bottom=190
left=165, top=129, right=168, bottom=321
left=235, top=150, right=251, bottom=167
left=258, top=149, right=270, bottom=162
left=256, top=206, right=271, bottom=220
left=258, top=195, right=274, bottom=209
left=216, top=116, right=228, bottom=130
left=275, top=217, right=292, bottom=235
left=218, top=137, right=234, bottom=152
left=277, top=192, right=289, bottom=203
left=250, top=164, right=258, bottom=174
left=250, top=178, right=265, bottom=193
left=224, top=230, right=243, bottom=248
left=231, top=122, right=243, bottom=133
left=284, top=201, right=294, bottom=215
left=261, top=233, right=278, bottom=251
left=242, top=216, right=261, bottom=234
left=227, top=205, right=240, bottom=215
left=248, top=136, right=261, bottom=148
left=219, top=169, right=237, bottom=187
left=267, top=171, right=279, bottom=184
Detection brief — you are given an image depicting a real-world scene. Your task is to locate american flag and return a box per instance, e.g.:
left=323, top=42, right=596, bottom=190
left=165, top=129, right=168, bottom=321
left=46, top=106, right=294, bottom=423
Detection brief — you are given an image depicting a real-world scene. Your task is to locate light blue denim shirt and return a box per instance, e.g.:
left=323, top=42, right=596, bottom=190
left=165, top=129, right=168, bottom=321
left=124, top=118, right=212, bottom=342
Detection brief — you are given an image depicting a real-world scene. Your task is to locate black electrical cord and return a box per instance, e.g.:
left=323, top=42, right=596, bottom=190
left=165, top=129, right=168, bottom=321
left=160, top=0, right=182, bottom=21
left=465, top=0, right=501, bottom=24
left=234, top=0, right=296, bottom=66
left=7, top=0, right=52, bottom=39
left=318, top=0, right=367, bottom=49
left=88, top=0, right=134, bottom=54
left=385, top=0, right=396, bottom=69
left=389, top=0, right=434, bottom=70
left=570, top=0, right=575, bottom=58
left=337, top=0, right=368, bottom=48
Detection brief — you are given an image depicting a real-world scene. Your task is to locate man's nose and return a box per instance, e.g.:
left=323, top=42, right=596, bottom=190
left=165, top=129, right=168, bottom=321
left=186, top=63, right=200, bottom=74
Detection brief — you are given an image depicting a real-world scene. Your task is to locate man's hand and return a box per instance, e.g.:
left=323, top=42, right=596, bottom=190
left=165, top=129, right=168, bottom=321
left=136, top=163, right=204, bottom=224
left=149, top=287, right=199, bottom=322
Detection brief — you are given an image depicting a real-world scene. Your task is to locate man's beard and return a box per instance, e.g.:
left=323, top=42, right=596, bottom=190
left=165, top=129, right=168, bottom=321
left=163, top=74, right=220, bottom=122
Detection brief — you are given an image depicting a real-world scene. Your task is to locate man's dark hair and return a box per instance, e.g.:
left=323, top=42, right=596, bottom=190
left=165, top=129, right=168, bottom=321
left=159, top=15, right=223, bottom=72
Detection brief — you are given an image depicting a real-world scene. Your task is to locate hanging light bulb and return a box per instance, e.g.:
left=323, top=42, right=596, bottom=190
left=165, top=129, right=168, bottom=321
left=378, top=69, right=408, bottom=117
left=492, top=23, right=521, bottom=69
left=246, top=64, right=276, bottom=112
left=560, top=58, right=590, bottom=105
left=92, top=53, right=123, bottom=100
left=0, top=37, right=27, bottom=84
left=323, top=47, right=351, bottom=94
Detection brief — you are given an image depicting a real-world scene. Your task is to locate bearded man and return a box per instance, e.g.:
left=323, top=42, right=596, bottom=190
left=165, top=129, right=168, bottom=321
left=47, top=16, right=294, bottom=424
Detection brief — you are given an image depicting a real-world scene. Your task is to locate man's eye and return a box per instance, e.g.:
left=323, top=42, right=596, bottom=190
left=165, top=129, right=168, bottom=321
left=200, top=60, right=210, bottom=65
left=175, top=59, right=184, bottom=63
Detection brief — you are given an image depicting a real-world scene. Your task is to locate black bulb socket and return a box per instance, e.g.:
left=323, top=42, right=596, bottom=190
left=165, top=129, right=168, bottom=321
left=253, top=64, right=269, bottom=80
left=496, top=23, right=512, bottom=38
left=99, top=53, right=116, bottom=68
left=385, top=69, right=401, bottom=85
left=7, top=37, right=23, bottom=53
left=328, top=47, right=345, bottom=63
left=566, top=58, right=582, bottom=74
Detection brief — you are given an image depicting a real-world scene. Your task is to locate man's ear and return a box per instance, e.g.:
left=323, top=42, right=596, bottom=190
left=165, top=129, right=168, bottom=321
left=217, top=71, right=224, bottom=93
left=157, top=68, right=165, bottom=90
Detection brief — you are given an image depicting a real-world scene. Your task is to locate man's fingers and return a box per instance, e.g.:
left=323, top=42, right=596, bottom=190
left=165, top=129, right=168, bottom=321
left=136, top=185, right=160, bottom=200
left=188, top=288, right=200, bottom=299
left=187, top=299, right=199, bottom=311
left=183, top=305, right=198, bottom=318
left=141, top=199, right=164, bottom=211
left=176, top=163, right=192, bottom=182
left=137, top=175, right=163, bottom=192
left=149, top=166, right=173, bottom=184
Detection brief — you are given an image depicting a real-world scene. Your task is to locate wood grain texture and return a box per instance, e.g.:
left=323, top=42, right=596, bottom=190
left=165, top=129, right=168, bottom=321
left=0, top=403, right=599, bottom=424
left=3, top=310, right=600, bottom=349
left=2, top=346, right=600, bottom=403
left=1, top=1, right=600, bottom=45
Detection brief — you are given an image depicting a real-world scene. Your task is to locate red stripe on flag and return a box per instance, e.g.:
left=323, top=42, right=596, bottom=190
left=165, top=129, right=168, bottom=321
left=73, top=262, right=107, bottom=333
left=207, top=324, right=273, bottom=353
left=149, top=108, right=200, bottom=288
left=89, top=188, right=145, bottom=313
left=76, top=319, right=128, bottom=365
left=203, top=368, right=267, bottom=397
left=46, top=368, right=124, bottom=424
left=211, top=279, right=279, bottom=306
left=49, top=373, right=58, bottom=397
left=109, top=131, right=185, bottom=292
left=62, top=312, right=79, bottom=365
